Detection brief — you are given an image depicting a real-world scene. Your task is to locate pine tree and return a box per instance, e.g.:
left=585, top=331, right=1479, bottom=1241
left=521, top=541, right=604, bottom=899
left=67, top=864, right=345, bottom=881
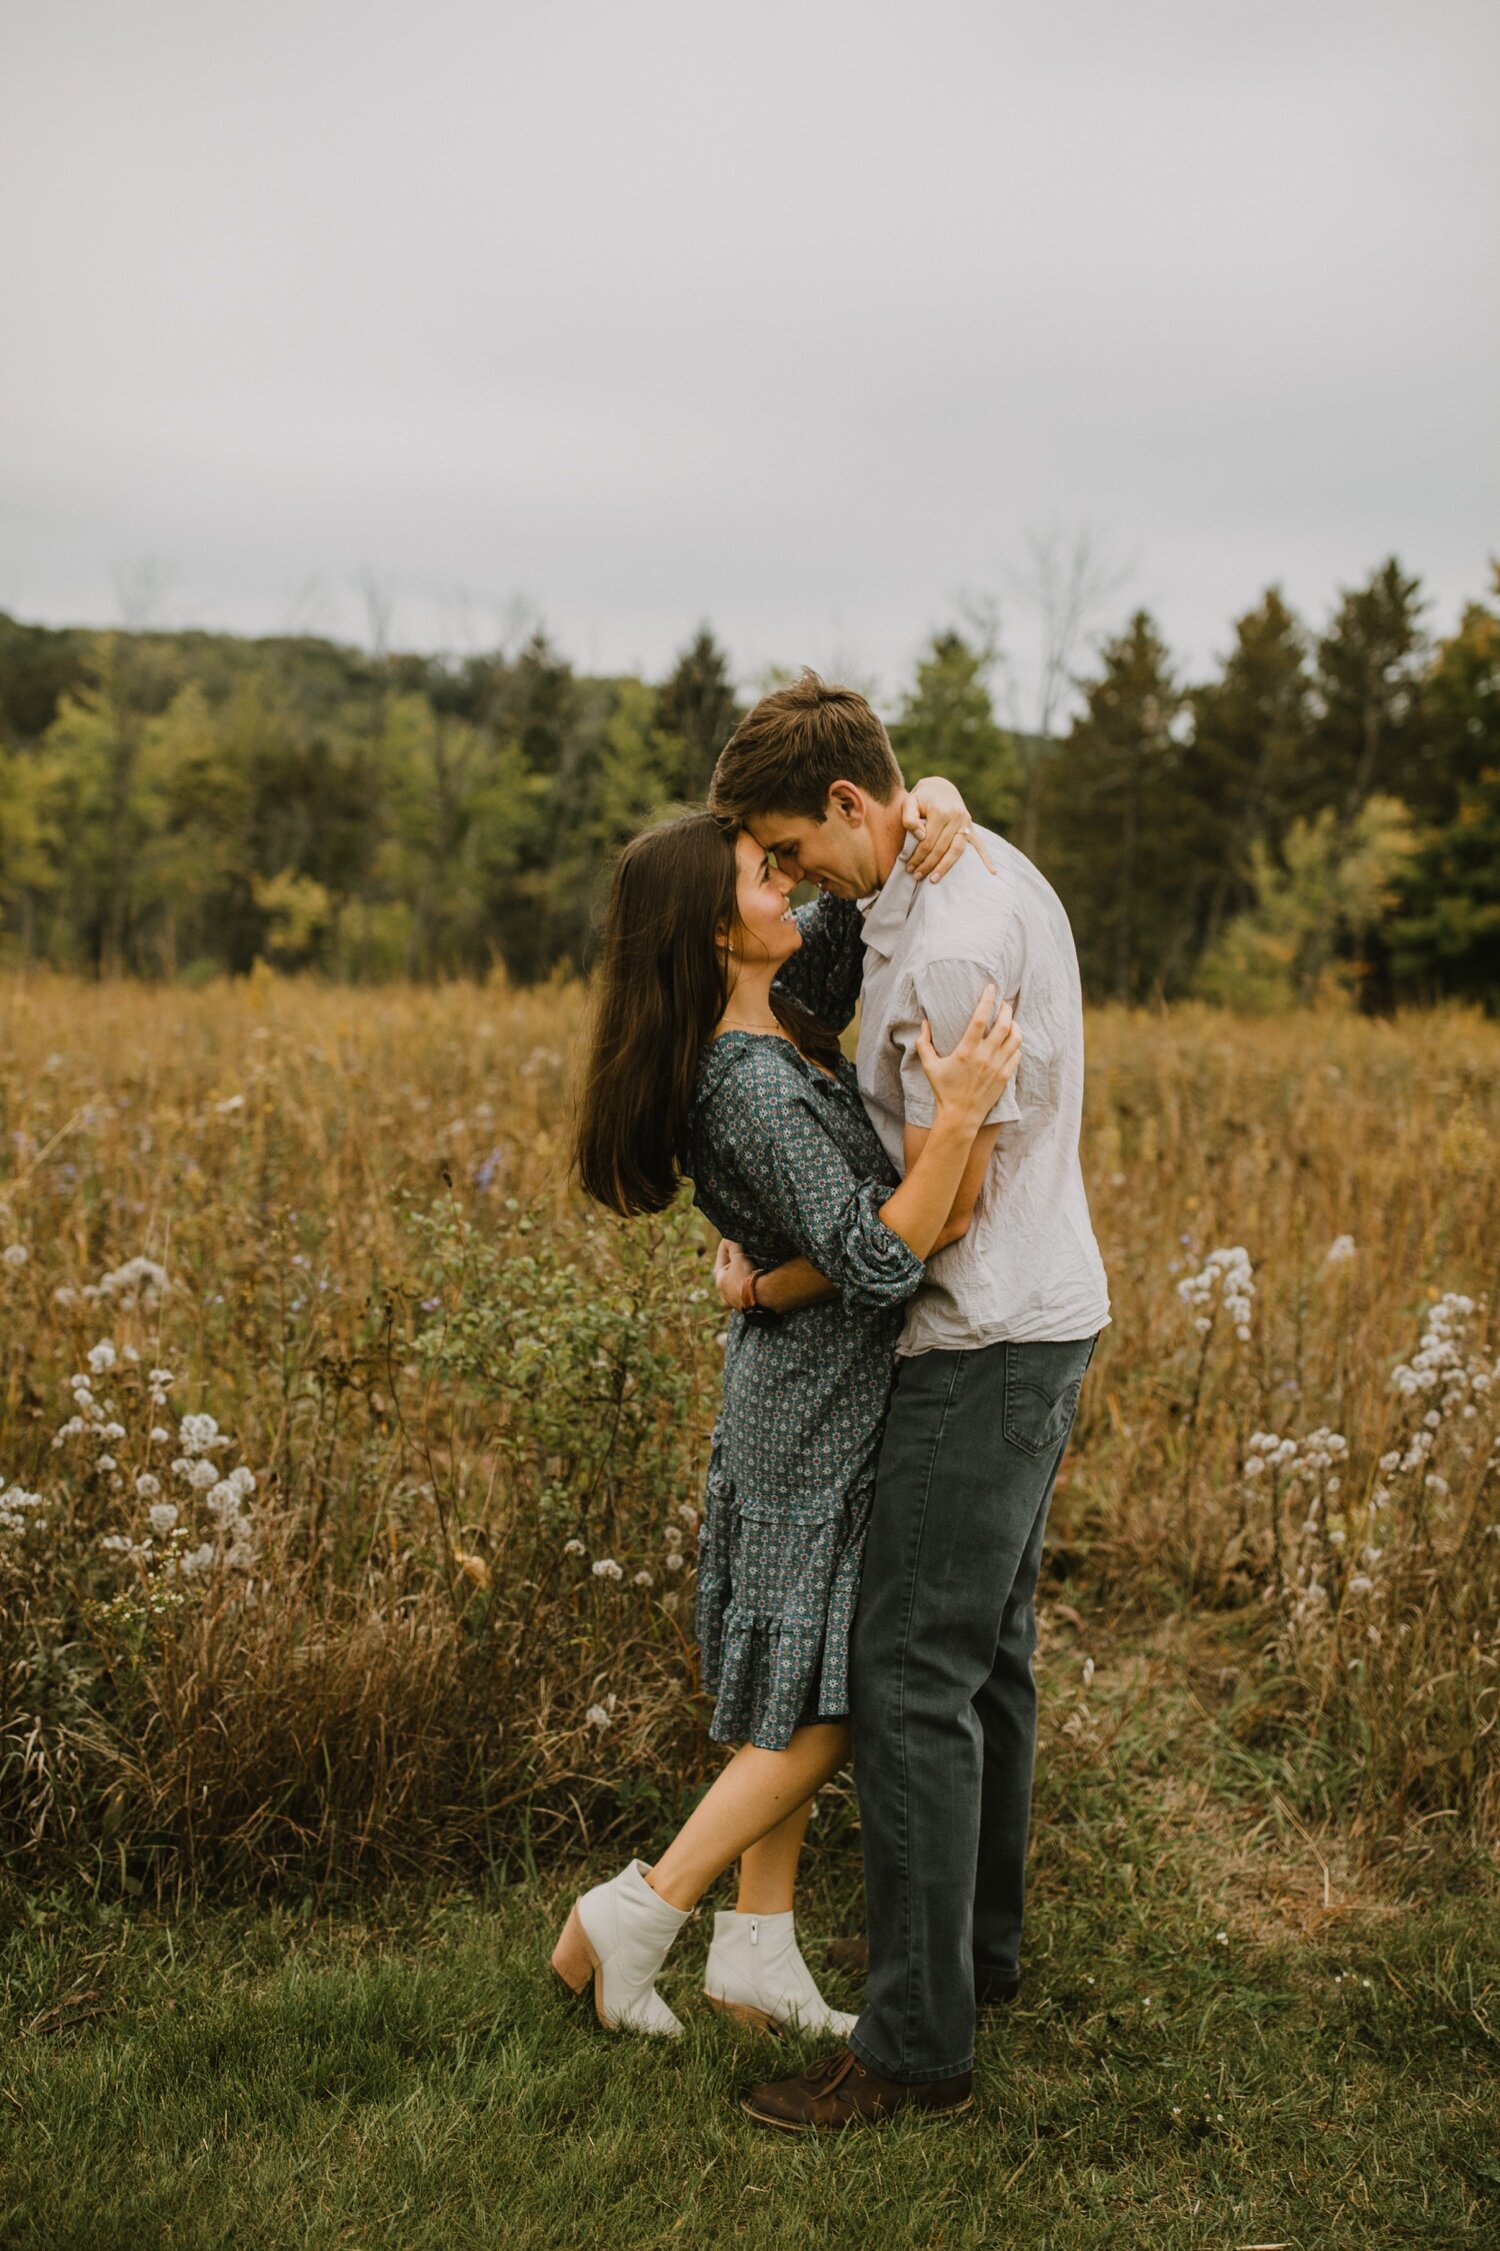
left=1304, top=559, right=1430, bottom=818
left=1040, top=613, right=1193, bottom=1002
left=1391, top=573, right=1500, bottom=1004
left=657, top=626, right=739, bottom=801
left=889, top=631, right=1020, bottom=832
left=1188, top=588, right=1313, bottom=950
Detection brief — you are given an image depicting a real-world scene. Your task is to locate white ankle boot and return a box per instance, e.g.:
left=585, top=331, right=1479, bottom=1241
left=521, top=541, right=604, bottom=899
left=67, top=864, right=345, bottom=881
left=551, top=1859, right=690, bottom=2037
left=703, top=1909, right=857, bottom=2037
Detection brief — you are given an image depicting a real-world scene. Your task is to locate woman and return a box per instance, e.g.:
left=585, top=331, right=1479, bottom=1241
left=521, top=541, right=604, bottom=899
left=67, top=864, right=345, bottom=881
left=557, top=796, right=1020, bottom=2039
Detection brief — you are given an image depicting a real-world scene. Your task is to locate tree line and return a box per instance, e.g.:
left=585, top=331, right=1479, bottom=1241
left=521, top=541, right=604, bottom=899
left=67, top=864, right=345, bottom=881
left=0, top=556, right=1495, bottom=1007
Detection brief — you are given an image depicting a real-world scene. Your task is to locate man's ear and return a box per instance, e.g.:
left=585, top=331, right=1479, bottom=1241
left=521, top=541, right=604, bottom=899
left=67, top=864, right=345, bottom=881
left=826, top=781, right=867, bottom=828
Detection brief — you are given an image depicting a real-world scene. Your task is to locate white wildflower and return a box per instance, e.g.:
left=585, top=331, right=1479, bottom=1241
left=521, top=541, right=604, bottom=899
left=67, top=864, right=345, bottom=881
left=52, top=1285, right=77, bottom=1305
left=228, top=1465, right=255, bottom=1497
left=87, top=1341, right=117, bottom=1375
left=95, top=1455, right=117, bottom=1473
left=135, top=1473, right=162, bottom=1499
left=179, top=1412, right=228, bottom=1457
left=148, top=1502, right=179, bottom=1536
left=1081, top=1656, right=1096, bottom=1688
left=664, top=1551, right=685, bottom=1572
left=1324, top=1235, right=1357, bottom=1265
left=585, top=1704, right=612, bottom=1730
left=149, top=1427, right=171, bottom=1445
left=187, top=1460, right=219, bottom=1491
left=0, top=1482, right=44, bottom=1533
left=2, top=1244, right=28, bottom=1269
left=92, top=1256, right=169, bottom=1308
left=177, top=1541, right=215, bottom=1578
left=562, top=1538, right=586, bottom=1557
left=633, top=1569, right=654, bottom=1588
left=1177, top=1246, right=1254, bottom=1339
left=591, top=1557, right=623, bottom=1581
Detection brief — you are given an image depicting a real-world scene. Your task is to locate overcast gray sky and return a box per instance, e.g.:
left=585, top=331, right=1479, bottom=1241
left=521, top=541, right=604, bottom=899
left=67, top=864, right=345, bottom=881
left=2, top=0, right=1496, bottom=715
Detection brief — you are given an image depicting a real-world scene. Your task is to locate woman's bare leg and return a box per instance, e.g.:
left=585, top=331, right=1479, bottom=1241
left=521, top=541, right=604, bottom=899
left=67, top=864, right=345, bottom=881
left=735, top=1796, right=816, bottom=1914
left=646, top=1721, right=849, bottom=1912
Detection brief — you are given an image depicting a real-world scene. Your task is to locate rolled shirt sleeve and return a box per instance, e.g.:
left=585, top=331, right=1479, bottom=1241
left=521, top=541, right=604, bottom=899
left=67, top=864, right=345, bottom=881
left=894, top=955, right=1022, bottom=1132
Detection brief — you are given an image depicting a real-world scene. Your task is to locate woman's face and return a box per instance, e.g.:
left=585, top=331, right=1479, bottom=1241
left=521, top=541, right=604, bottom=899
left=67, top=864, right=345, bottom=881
left=728, top=828, right=800, bottom=967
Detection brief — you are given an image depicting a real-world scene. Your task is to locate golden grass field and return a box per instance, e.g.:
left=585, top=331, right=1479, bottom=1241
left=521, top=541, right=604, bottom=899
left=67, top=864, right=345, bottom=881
left=1, top=970, right=1496, bottom=1900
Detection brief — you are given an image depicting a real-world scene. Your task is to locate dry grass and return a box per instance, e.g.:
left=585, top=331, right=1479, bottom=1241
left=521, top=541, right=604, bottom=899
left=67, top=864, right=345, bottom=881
left=0, top=970, right=1496, bottom=1902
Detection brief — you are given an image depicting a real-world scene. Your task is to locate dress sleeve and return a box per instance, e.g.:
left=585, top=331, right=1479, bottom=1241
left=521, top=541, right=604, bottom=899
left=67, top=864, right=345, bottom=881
left=731, top=1050, right=924, bottom=1310
left=771, top=894, right=865, bottom=1032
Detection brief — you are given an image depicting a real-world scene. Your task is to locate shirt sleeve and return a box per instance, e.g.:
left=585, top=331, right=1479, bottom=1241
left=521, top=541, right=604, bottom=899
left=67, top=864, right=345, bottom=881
left=770, top=894, right=865, bottom=1032
left=894, top=954, right=1023, bottom=1132
left=730, top=1051, right=925, bottom=1310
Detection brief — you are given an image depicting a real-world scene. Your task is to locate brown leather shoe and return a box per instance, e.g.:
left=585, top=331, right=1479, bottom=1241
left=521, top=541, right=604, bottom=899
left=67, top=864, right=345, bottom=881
left=740, top=2045, right=973, bottom=2133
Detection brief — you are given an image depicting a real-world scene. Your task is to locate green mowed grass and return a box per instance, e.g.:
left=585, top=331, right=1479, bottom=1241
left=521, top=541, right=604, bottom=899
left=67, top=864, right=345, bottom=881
left=4, top=1645, right=1498, bottom=2250
left=4, top=1886, right=1496, bottom=2251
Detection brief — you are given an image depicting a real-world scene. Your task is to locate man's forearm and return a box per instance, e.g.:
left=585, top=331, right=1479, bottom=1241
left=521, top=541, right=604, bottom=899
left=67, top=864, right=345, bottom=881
left=753, top=1258, right=838, bottom=1314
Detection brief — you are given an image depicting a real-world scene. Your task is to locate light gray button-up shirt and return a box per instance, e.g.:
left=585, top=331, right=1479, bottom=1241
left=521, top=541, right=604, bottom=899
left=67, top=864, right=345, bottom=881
left=855, top=828, right=1111, bottom=1356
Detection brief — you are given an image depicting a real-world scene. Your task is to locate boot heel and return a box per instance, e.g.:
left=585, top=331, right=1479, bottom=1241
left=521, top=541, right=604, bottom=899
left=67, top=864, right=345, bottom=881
left=551, top=1904, right=598, bottom=1995
left=705, top=1991, right=779, bottom=2034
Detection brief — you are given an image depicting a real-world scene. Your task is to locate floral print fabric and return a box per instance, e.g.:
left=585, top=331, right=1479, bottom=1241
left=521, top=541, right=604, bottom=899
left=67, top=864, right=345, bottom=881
left=686, top=899, right=925, bottom=1749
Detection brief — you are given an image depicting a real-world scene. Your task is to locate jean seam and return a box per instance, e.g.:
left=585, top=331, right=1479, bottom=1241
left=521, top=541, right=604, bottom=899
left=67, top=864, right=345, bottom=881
left=885, top=1349, right=967, bottom=2079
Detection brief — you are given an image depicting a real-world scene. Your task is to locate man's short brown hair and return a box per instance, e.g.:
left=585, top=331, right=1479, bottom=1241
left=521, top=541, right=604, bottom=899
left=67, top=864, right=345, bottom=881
left=708, top=669, right=904, bottom=825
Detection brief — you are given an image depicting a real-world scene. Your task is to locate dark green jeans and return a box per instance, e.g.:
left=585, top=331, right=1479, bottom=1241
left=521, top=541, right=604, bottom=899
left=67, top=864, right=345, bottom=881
left=848, top=1333, right=1097, bottom=2085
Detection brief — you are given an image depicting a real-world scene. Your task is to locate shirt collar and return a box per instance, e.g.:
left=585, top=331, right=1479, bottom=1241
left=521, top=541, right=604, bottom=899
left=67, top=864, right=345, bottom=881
left=858, top=830, right=921, bottom=961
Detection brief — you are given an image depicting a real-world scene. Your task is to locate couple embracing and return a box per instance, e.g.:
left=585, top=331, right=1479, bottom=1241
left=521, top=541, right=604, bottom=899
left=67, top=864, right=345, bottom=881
left=557, top=671, right=1109, bottom=2132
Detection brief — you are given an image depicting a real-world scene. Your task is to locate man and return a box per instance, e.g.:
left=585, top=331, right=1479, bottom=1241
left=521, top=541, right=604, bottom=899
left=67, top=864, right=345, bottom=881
left=707, top=670, right=1109, bottom=2132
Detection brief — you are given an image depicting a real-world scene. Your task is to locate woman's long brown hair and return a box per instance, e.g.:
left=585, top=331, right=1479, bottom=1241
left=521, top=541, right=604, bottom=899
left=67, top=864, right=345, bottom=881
left=573, top=811, right=841, bottom=1217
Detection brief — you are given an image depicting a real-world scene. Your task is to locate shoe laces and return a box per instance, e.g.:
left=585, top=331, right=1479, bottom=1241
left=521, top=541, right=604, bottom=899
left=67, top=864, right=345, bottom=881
left=803, top=2046, right=856, bottom=2091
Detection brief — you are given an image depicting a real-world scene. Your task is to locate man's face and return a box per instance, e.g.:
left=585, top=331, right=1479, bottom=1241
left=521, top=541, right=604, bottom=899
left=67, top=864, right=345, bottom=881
left=745, top=791, right=885, bottom=900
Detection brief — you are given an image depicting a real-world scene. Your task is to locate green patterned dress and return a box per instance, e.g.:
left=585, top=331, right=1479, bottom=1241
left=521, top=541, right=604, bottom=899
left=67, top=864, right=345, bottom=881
left=687, top=897, right=925, bottom=1750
